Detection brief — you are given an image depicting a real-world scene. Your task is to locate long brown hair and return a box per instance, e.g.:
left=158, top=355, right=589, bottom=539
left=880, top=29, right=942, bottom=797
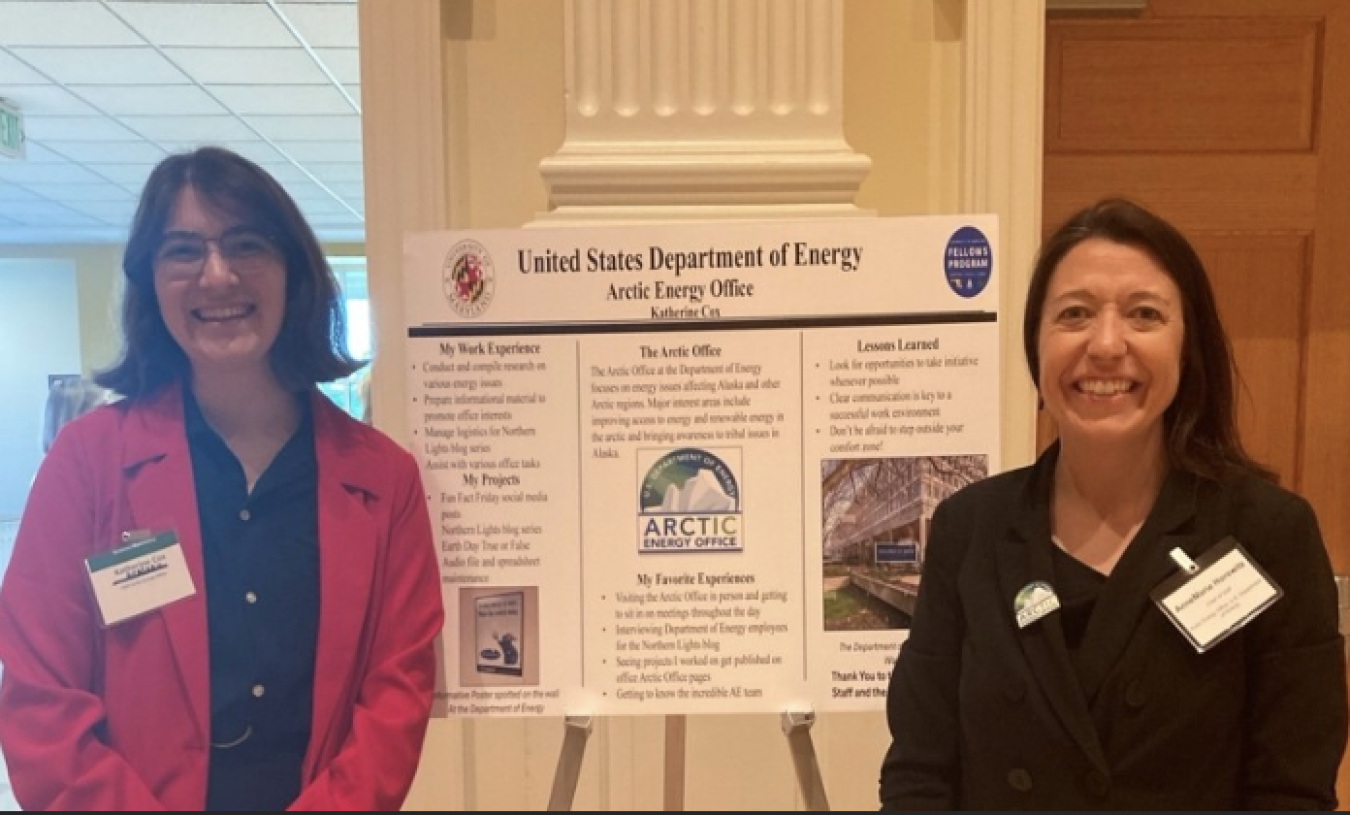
left=1023, top=198, right=1274, bottom=482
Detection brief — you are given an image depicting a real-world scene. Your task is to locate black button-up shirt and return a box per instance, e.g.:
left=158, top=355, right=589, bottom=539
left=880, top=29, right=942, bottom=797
left=184, top=390, right=319, bottom=811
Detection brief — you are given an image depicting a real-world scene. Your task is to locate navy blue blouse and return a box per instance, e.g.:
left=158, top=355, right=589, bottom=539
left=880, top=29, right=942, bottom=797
left=185, top=390, right=319, bottom=811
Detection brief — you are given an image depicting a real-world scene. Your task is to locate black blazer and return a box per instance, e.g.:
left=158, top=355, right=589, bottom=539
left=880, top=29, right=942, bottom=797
left=879, top=447, right=1347, bottom=810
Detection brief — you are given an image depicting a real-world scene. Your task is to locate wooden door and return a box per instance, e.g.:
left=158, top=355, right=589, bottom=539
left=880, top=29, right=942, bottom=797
left=1043, top=0, right=1350, bottom=803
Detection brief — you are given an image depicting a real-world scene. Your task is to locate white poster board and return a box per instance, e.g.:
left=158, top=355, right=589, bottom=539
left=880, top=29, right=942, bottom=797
left=403, top=216, right=1000, bottom=717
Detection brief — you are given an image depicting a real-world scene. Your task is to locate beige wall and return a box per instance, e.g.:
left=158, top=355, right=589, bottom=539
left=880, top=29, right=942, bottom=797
left=0, top=245, right=122, bottom=375
left=847, top=0, right=966, bottom=216
left=442, top=1, right=564, bottom=228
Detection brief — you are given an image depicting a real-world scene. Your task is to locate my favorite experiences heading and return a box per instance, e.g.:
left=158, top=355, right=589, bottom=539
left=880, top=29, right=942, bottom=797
left=518, top=240, right=864, bottom=277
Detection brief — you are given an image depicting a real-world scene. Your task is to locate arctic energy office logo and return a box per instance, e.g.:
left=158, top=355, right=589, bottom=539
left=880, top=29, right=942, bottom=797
left=443, top=239, right=496, bottom=318
left=638, top=448, right=743, bottom=554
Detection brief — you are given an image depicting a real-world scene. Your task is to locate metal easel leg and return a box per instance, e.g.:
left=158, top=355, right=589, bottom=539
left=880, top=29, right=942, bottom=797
left=781, top=710, right=830, bottom=811
left=547, top=714, right=594, bottom=811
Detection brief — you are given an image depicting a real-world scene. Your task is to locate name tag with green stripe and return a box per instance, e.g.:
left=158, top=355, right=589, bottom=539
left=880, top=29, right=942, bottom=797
left=86, top=530, right=196, bottom=626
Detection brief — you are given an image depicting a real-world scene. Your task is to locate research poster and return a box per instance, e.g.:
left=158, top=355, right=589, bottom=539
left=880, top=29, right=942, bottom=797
left=403, top=216, right=1000, bottom=717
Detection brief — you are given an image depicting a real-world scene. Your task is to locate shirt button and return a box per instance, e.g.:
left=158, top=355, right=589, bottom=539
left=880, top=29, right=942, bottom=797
left=1007, top=768, right=1032, bottom=792
left=239, top=509, right=251, bottom=522
left=244, top=591, right=258, bottom=604
left=252, top=684, right=266, bottom=698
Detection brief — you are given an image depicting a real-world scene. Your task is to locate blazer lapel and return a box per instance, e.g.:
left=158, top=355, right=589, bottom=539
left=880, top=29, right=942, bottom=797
left=1075, top=470, right=1205, bottom=700
left=996, top=448, right=1108, bottom=772
left=307, top=394, right=379, bottom=764
left=119, top=385, right=211, bottom=744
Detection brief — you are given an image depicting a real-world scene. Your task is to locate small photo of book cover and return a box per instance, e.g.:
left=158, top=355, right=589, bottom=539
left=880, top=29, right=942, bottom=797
left=457, top=586, right=540, bottom=687
left=475, top=590, right=525, bottom=677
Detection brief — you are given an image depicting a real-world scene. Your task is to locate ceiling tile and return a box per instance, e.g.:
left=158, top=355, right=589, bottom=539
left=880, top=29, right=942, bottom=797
left=5, top=200, right=105, bottom=226
left=293, top=196, right=359, bottom=216
left=215, top=140, right=288, bottom=166
left=69, top=84, right=226, bottom=116
left=207, top=84, right=354, bottom=115
left=164, top=46, right=329, bottom=86
left=0, top=161, right=107, bottom=185
left=246, top=114, right=360, bottom=142
left=277, top=4, right=358, bottom=49
left=12, top=142, right=79, bottom=163
left=0, top=1, right=365, bottom=245
left=312, top=48, right=359, bottom=85
left=62, top=200, right=139, bottom=224
left=41, top=140, right=168, bottom=164
left=304, top=162, right=363, bottom=183
left=273, top=140, right=363, bottom=164
left=0, top=3, right=145, bottom=47
left=323, top=180, right=364, bottom=200
left=0, top=84, right=98, bottom=115
left=80, top=163, right=158, bottom=188
left=18, top=181, right=134, bottom=202
left=11, top=46, right=191, bottom=85
left=0, top=49, right=50, bottom=84
left=0, top=184, right=46, bottom=203
left=118, top=114, right=256, bottom=143
left=253, top=163, right=313, bottom=186
left=269, top=178, right=326, bottom=199
left=108, top=2, right=298, bottom=47
left=23, top=115, right=139, bottom=142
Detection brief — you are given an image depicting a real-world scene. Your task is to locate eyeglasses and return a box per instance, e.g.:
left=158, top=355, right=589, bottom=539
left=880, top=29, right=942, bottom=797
left=153, top=226, right=281, bottom=281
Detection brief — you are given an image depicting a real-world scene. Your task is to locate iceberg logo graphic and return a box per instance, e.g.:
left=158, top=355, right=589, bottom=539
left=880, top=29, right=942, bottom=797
left=637, top=448, right=743, bottom=554
left=1013, top=580, right=1060, bottom=629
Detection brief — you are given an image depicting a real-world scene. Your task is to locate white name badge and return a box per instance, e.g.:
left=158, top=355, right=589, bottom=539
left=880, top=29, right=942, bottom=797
left=1150, top=536, right=1282, bottom=653
left=85, top=530, right=197, bottom=627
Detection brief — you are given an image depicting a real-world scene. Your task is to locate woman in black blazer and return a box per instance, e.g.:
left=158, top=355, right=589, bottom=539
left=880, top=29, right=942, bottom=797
left=879, top=198, right=1347, bottom=810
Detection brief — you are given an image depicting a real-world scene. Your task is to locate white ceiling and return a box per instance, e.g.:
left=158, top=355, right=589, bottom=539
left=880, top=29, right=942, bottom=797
left=0, top=0, right=364, bottom=246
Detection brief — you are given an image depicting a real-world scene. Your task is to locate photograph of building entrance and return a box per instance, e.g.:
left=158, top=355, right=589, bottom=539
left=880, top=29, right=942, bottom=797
left=821, top=455, right=988, bottom=631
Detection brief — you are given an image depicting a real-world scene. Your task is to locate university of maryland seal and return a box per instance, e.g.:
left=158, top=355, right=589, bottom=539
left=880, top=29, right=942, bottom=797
left=443, top=239, right=496, bottom=318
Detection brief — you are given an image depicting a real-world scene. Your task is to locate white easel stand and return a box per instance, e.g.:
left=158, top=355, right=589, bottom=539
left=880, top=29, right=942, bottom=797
left=546, top=714, right=594, bottom=811
left=546, top=711, right=830, bottom=811
left=781, top=710, right=831, bottom=811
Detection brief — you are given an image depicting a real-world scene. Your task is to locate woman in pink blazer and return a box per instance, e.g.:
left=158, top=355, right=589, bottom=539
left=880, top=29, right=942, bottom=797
left=0, top=147, right=444, bottom=811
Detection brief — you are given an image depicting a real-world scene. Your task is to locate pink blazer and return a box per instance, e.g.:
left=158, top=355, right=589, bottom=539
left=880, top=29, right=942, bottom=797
left=0, top=385, right=444, bottom=811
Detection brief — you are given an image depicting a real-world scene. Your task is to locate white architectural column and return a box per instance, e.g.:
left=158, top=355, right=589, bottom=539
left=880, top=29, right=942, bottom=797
left=961, top=0, right=1044, bottom=470
left=535, top=0, right=872, bottom=222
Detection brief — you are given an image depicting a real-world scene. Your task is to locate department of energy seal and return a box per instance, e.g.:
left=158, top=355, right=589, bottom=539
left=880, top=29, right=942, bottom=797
left=637, top=448, right=743, bottom=554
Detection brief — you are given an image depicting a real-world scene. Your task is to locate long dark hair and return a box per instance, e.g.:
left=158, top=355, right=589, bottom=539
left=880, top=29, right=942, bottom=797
left=1023, top=198, right=1274, bottom=482
left=96, top=146, right=362, bottom=397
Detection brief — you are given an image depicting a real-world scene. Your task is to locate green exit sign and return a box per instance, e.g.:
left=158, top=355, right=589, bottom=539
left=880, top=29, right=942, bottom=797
left=0, top=100, right=25, bottom=159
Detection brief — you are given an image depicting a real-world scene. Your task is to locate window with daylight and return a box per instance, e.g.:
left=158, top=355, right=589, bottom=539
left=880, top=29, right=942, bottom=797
left=318, top=257, right=373, bottom=422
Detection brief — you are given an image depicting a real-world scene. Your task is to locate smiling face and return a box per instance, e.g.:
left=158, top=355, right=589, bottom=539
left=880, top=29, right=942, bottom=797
left=1036, top=238, right=1185, bottom=454
left=152, top=186, right=287, bottom=383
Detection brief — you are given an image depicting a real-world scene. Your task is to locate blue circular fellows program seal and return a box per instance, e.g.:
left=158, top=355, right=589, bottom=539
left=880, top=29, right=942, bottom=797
left=943, top=226, right=992, bottom=298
